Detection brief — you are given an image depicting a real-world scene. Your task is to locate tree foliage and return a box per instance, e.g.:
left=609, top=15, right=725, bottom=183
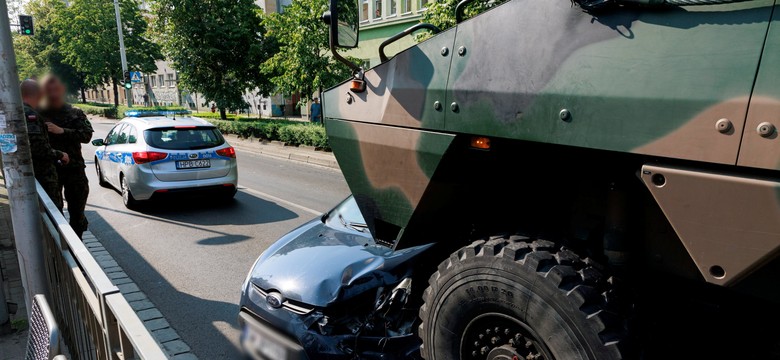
left=262, top=0, right=354, bottom=102
left=54, top=0, right=160, bottom=105
left=419, top=0, right=507, bottom=39
left=152, top=0, right=274, bottom=119
left=12, top=0, right=84, bottom=96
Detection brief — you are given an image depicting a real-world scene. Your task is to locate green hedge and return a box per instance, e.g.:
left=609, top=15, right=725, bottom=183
left=74, top=103, right=186, bottom=119
left=73, top=103, right=118, bottom=118
left=191, top=112, right=240, bottom=121
left=208, top=119, right=329, bottom=150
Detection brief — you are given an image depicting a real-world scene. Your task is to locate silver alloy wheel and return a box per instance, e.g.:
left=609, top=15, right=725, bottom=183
left=122, top=177, right=129, bottom=205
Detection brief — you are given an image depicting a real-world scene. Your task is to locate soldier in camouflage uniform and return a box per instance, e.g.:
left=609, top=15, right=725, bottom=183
left=40, top=75, right=94, bottom=239
left=19, top=79, right=68, bottom=210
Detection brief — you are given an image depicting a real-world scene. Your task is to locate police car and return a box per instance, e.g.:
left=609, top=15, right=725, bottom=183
left=92, top=111, right=238, bottom=209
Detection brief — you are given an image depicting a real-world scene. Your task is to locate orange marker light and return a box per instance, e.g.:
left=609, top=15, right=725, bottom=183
left=350, top=79, right=366, bottom=93
left=470, top=136, right=491, bottom=150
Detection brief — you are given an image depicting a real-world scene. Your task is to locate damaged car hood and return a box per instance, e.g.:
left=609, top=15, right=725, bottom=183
left=248, top=218, right=432, bottom=307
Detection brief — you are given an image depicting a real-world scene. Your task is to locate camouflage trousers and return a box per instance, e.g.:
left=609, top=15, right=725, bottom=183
left=57, top=167, right=89, bottom=239
left=39, top=179, right=63, bottom=211
left=34, top=165, right=63, bottom=211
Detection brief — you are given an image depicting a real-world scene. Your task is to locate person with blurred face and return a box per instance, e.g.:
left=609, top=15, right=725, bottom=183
left=40, top=75, right=94, bottom=239
left=19, top=79, right=69, bottom=210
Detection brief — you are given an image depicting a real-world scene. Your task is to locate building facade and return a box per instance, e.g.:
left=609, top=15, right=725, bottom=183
left=348, top=0, right=429, bottom=67
left=82, top=0, right=428, bottom=118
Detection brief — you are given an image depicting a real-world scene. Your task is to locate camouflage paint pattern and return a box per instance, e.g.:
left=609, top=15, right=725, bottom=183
left=324, top=0, right=780, bottom=279
left=738, top=14, right=780, bottom=170
left=326, top=119, right=454, bottom=240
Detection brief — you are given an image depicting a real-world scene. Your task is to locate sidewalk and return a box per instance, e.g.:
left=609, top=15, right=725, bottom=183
left=0, top=168, right=29, bottom=358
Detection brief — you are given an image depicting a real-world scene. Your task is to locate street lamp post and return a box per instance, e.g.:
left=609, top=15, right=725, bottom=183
left=112, top=0, right=132, bottom=107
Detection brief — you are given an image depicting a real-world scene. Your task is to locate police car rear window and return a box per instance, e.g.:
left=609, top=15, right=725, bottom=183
left=144, top=127, right=225, bottom=150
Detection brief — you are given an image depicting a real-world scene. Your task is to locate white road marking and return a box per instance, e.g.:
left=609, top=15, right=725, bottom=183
left=238, top=184, right=322, bottom=216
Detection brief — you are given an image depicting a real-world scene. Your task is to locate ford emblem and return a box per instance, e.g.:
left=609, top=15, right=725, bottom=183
left=189, top=153, right=198, bottom=159
left=266, top=292, right=284, bottom=309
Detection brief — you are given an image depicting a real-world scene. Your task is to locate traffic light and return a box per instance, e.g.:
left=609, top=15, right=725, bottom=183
left=19, top=15, right=33, bottom=36
left=123, top=71, right=132, bottom=89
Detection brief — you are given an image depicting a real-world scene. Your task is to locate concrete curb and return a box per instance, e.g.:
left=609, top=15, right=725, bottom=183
left=81, top=232, right=197, bottom=359
left=225, top=135, right=340, bottom=170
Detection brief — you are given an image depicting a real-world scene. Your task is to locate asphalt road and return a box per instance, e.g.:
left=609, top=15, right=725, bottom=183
left=82, top=118, right=350, bottom=359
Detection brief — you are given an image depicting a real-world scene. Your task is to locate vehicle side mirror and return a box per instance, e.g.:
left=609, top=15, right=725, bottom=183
left=92, top=139, right=105, bottom=146
left=324, top=0, right=359, bottom=49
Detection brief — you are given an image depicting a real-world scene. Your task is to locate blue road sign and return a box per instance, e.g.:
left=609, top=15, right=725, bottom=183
left=130, top=71, right=143, bottom=83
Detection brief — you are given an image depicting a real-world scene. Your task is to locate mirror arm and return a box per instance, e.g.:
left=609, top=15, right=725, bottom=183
left=455, top=0, right=476, bottom=23
left=379, top=23, right=442, bottom=62
left=330, top=43, right=362, bottom=73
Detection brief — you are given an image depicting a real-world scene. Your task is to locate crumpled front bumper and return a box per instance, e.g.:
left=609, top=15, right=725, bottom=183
left=239, top=286, right=352, bottom=360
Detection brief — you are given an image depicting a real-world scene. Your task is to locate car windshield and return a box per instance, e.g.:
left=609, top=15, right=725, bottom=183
left=144, top=127, right=225, bottom=150
left=326, top=196, right=368, bottom=234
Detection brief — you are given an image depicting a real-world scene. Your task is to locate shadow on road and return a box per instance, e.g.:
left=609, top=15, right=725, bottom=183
left=90, top=189, right=299, bottom=229
left=85, top=210, right=246, bottom=359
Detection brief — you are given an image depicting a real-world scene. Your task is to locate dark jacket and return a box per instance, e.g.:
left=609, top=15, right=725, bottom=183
left=41, top=104, right=93, bottom=169
left=23, top=103, right=63, bottom=179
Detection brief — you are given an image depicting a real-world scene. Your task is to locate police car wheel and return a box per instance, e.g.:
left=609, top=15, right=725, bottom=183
left=419, top=236, right=628, bottom=360
left=121, top=175, right=139, bottom=209
left=95, top=159, right=109, bottom=188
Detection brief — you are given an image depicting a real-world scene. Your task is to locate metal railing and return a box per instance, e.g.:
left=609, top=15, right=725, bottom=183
left=36, top=182, right=167, bottom=360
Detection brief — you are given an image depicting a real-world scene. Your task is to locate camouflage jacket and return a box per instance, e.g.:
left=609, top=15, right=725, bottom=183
left=41, top=104, right=94, bottom=169
left=23, top=103, right=63, bottom=178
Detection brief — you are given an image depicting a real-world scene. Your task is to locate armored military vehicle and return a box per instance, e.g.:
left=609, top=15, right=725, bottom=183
left=238, top=0, right=780, bottom=359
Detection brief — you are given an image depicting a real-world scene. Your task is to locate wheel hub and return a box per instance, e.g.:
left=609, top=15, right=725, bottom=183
left=460, top=313, right=552, bottom=360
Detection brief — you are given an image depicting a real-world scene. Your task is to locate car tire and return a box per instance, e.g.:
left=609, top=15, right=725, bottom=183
left=95, top=159, right=110, bottom=188
left=121, top=175, right=140, bottom=209
left=216, top=187, right=237, bottom=205
left=419, top=235, right=627, bottom=360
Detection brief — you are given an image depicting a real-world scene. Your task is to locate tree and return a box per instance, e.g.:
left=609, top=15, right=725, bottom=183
left=419, top=0, right=507, bottom=39
left=55, top=0, right=160, bottom=106
left=12, top=0, right=85, bottom=100
left=153, top=0, right=274, bottom=119
left=261, top=0, right=354, bottom=105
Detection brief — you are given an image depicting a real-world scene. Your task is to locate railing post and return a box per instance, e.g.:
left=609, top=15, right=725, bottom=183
left=0, top=0, right=51, bottom=307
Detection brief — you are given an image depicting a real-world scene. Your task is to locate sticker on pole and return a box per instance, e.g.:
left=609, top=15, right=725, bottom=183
left=0, top=134, right=17, bottom=153
left=0, top=113, right=6, bottom=129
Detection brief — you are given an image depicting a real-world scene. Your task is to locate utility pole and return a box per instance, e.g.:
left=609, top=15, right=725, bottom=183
left=113, top=0, right=132, bottom=107
left=0, top=0, right=50, bottom=309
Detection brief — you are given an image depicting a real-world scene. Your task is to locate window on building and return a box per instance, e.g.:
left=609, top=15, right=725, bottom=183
left=418, top=0, right=428, bottom=10
left=150, top=76, right=156, bottom=87
left=361, top=0, right=369, bottom=21
left=388, top=0, right=396, bottom=15
left=402, top=0, right=411, bottom=13
left=374, top=0, right=382, bottom=18
left=167, top=73, right=175, bottom=87
left=158, top=74, right=165, bottom=88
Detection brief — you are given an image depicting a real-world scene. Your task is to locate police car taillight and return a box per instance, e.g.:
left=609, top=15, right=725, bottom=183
left=133, top=151, right=168, bottom=164
left=216, top=147, right=236, bottom=158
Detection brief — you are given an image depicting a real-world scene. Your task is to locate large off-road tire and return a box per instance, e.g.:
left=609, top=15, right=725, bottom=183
left=419, top=236, right=627, bottom=360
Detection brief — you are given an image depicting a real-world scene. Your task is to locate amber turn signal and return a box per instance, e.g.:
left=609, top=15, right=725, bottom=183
left=350, top=79, right=366, bottom=93
left=470, top=136, right=491, bottom=150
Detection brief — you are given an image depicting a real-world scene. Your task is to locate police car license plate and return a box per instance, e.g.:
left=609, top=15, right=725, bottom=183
left=176, top=159, right=211, bottom=169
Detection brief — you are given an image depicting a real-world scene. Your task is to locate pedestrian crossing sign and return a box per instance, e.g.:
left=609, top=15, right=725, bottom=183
left=130, top=71, right=142, bottom=83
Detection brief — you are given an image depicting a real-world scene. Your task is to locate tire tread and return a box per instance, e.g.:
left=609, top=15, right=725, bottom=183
left=419, top=236, right=627, bottom=359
